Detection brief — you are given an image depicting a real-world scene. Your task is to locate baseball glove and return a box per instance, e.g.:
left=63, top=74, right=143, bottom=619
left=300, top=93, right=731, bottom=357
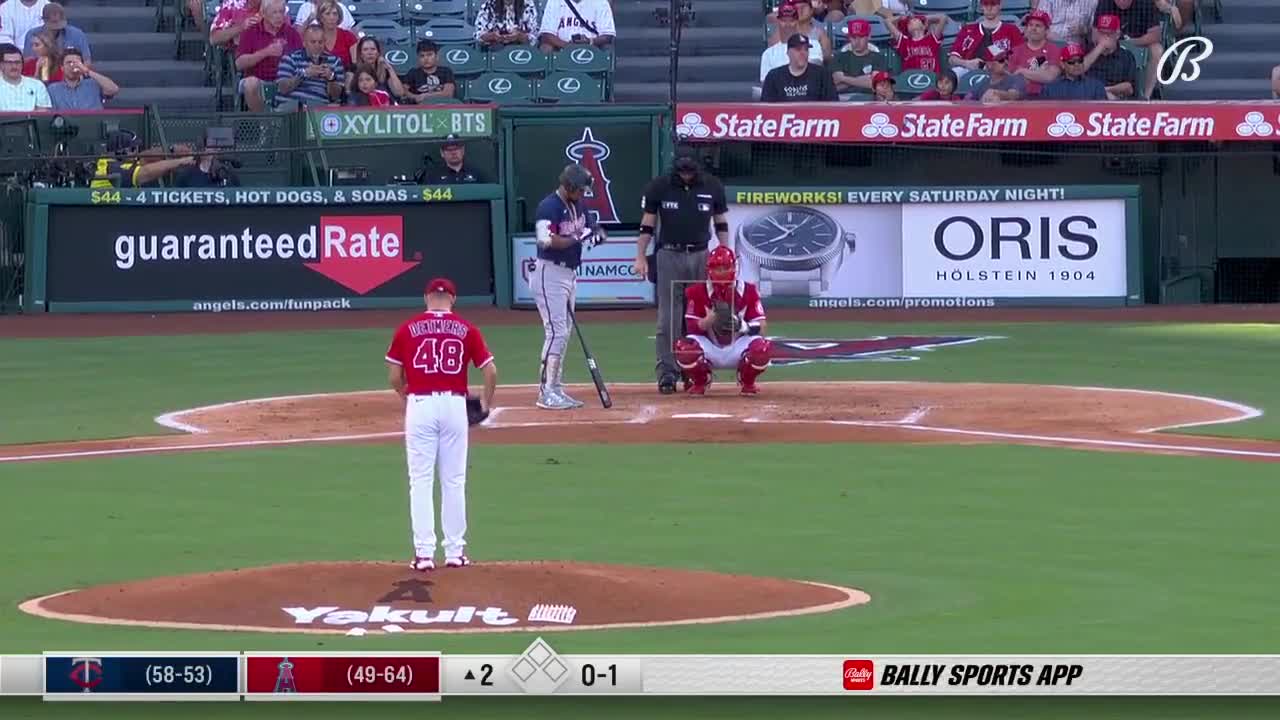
left=712, top=301, right=736, bottom=337
left=466, top=395, right=489, bottom=426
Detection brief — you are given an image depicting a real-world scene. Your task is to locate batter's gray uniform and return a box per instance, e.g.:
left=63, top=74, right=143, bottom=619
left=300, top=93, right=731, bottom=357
left=530, top=187, right=590, bottom=409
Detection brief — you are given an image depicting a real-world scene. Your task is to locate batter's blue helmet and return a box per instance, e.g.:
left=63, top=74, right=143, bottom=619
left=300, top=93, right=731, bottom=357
left=559, top=163, right=593, bottom=193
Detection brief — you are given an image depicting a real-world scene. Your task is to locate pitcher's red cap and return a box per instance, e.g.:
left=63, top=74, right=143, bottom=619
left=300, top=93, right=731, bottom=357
left=426, top=277, right=457, bottom=296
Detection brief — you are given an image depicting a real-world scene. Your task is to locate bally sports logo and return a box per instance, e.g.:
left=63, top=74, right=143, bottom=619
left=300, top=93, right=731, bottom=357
left=844, top=660, right=875, bottom=690
left=112, top=215, right=420, bottom=294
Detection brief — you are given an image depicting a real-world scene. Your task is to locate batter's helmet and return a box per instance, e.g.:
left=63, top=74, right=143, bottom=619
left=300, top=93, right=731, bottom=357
left=559, top=163, right=593, bottom=192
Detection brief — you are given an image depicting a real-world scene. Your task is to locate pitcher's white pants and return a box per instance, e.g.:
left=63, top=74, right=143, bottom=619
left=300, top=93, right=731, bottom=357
left=404, top=393, right=469, bottom=560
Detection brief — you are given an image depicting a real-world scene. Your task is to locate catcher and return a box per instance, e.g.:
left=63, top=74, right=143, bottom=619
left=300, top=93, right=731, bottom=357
left=673, top=246, right=771, bottom=395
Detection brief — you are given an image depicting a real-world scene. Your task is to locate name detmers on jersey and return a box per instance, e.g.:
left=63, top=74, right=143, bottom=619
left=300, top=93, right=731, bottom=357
left=387, top=312, right=493, bottom=395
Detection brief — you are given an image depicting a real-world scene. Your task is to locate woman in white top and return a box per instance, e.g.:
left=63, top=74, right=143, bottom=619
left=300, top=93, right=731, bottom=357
left=296, top=0, right=355, bottom=29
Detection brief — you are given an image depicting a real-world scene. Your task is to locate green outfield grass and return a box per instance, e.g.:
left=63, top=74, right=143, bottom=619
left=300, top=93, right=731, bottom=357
left=1, top=317, right=1278, bottom=718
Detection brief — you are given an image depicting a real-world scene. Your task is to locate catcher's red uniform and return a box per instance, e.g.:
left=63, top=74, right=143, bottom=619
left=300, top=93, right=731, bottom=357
left=675, top=279, right=770, bottom=395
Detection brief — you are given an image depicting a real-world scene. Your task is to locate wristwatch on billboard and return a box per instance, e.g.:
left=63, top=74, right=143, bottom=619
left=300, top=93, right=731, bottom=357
left=735, top=206, right=857, bottom=297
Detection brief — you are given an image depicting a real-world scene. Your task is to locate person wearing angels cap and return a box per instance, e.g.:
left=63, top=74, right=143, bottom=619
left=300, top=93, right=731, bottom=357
left=966, top=44, right=1027, bottom=103
left=1082, top=13, right=1137, bottom=100
left=831, top=18, right=892, bottom=93
left=1038, top=42, right=1107, bottom=99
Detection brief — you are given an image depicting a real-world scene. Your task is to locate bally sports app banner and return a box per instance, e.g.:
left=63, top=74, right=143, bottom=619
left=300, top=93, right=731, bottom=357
left=721, top=185, right=1141, bottom=307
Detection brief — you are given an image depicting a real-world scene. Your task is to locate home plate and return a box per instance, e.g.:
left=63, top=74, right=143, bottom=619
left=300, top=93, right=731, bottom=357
left=671, top=412, right=734, bottom=419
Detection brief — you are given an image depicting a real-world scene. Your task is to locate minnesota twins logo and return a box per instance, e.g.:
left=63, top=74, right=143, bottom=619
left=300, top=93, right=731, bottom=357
left=565, top=127, right=620, bottom=225
left=69, top=657, right=104, bottom=692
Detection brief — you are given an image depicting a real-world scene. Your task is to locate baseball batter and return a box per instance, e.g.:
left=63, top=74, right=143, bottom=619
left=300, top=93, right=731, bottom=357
left=674, top=246, right=772, bottom=395
left=529, top=163, right=606, bottom=410
left=385, top=277, right=498, bottom=571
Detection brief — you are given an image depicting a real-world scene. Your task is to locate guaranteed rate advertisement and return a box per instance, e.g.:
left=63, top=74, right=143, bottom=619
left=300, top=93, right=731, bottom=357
left=723, top=186, right=1140, bottom=308
left=40, top=188, right=496, bottom=311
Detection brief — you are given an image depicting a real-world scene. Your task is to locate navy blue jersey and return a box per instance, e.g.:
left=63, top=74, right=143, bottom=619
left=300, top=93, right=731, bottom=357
left=534, top=191, right=588, bottom=269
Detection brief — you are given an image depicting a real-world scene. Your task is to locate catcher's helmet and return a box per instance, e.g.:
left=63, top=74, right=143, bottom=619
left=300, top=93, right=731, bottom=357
left=707, top=245, right=736, bottom=284
left=559, top=163, right=593, bottom=193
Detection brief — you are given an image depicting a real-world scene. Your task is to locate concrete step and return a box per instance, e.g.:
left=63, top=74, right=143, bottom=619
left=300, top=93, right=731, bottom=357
left=612, top=0, right=770, bottom=30
left=613, top=79, right=756, bottom=102
left=1202, top=24, right=1280, bottom=53
left=1216, top=0, right=1280, bottom=24
left=1161, top=78, right=1274, bottom=100
left=66, top=6, right=161, bottom=34
left=1191, top=51, right=1280, bottom=81
left=615, top=26, right=763, bottom=57
left=84, top=32, right=178, bottom=62
left=90, top=60, right=208, bottom=88
left=112, top=85, right=217, bottom=112
left=616, top=54, right=759, bottom=84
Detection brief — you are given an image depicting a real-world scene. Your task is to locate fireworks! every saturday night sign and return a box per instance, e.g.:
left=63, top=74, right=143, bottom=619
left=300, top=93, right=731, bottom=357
left=307, top=107, right=494, bottom=140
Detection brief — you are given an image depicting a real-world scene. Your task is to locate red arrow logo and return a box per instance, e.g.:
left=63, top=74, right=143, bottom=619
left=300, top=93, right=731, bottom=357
left=304, top=215, right=420, bottom=294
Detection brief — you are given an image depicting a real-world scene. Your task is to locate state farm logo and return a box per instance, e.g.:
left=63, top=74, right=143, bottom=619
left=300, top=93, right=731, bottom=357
left=1235, top=111, right=1275, bottom=137
left=1047, top=112, right=1085, bottom=138
left=861, top=112, right=899, bottom=138
left=111, top=215, right=420, bottom=295
left=843, top=660, right=874, bottom=690
left=676, top=112, right=711, bottom=138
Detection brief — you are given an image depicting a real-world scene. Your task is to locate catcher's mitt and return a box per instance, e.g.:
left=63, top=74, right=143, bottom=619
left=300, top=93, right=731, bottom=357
left=712, top=301, right=736, bottom=337
left=466, top=395, right=489, bottom=426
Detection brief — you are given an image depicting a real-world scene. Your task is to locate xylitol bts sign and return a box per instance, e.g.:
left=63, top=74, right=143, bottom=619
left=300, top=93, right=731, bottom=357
left=307, top=107, right=494, bottom=140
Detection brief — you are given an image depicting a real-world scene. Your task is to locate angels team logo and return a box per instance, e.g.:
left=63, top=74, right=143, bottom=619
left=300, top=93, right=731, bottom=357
left=769, top=336, right=994, bottom=366
left=565, top=127, right=620, bottom=225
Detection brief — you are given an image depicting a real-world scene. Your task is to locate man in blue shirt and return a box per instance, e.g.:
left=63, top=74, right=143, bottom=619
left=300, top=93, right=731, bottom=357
left=1040, top=42, right=1107, bottom=100
left=48, top=49, right=118, bottom=110
left=275, top=23, right=344, bottom=107
left=23, top=3, right=90, bottom=62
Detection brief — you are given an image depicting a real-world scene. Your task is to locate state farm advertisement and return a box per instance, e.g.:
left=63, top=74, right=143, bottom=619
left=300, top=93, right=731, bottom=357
left=675, top=101, right=1280, bottom=144
left=721, top=186, right=1136, bottom=307
left=44, top=203, right=493, bottom=306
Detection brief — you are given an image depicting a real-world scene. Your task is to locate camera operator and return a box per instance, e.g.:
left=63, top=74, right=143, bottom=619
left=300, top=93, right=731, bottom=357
left=415, top=134, right=486, bottom=184
left=90, top=130, right=194, bottom=189
left=173, top=136, right=242, bottom=188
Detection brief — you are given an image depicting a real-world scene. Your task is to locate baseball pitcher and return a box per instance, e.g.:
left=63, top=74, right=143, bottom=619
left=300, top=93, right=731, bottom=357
left=673, top=246, right=771, bottom=395
left=385, top=277, right=498, bottom=571
left=529, top=162, right=606, bottom=410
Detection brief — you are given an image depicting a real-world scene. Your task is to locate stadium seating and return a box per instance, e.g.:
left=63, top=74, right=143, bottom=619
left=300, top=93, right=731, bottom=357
left=440, top=45, right=490, bottom=78
left=382, top=43, right=417, bottom=74
left=956, top=69, right=988, bottom=95
left=356, top=18, right=414, bottom=45
left=489, top=45, right=550, bottom=76
left=550, top=45, right=614, bottom=76
left=915, top=0, right=973, bottom=22
left=465, top=71, right=535, bottom=103
left=413, top=17, right=477, bottom=45
left=536, top=71, right=605, bottom=103
left=405, top=0, right=470, bottom=22
left=346, top=0, right=402, bottom=21
left=895, top=69, right=937, bottom=97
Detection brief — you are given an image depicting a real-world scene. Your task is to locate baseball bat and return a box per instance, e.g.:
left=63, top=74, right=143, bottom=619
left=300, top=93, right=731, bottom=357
left=567, top=304, right=612, bottom=409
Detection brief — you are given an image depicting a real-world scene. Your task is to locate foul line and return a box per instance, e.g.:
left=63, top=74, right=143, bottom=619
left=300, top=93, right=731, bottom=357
left=891, top=424, right=1280, bottom=460
left=0, top=432, right=405, bottom=463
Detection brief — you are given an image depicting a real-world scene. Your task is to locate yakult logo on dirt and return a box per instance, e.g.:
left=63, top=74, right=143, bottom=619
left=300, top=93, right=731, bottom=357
left=284, top=605, right=522, bottom=627
left=112, top=215, right=420, bottom=295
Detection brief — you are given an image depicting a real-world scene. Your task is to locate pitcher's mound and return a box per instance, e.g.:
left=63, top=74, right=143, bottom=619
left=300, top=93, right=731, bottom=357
left=22, top=561, right=869, bottom=634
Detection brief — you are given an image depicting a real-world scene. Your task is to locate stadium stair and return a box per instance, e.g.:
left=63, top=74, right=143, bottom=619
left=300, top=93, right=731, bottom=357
left=1163, top=0, right=1280, bottom=100
left=612, top=0, right=764, bottom=102
left=68, top=0, right=214, bottom=111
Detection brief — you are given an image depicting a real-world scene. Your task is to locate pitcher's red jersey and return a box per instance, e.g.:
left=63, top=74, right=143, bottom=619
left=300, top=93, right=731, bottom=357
left=385, top=310, right=493, bottom=395
left=684, top=280, right=766, bottom=347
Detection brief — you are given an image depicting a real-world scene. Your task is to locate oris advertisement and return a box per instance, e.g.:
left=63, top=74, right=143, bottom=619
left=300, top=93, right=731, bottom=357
left=33, top=188, right=499, bottom=312
left=721, top=185, right=1140, bottom=308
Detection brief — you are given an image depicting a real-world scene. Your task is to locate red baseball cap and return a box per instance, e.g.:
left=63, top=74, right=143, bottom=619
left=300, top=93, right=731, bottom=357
left=776, top=0, right=798, bottom=19
left=1094, top=13, right=1121, bottom=32
left=871, top=70, right=895, bottom=85
left=979, top=0, right=1002, bottom=5
left=1061, top=42, right=1085, bottom=61
left=426, top=277, right=457, bottom=296
left=846, top=18, right=871, bottom=37
left=1022, top=8, right=1051, bottom=27
left=981, top=45, right=1008, bottom=62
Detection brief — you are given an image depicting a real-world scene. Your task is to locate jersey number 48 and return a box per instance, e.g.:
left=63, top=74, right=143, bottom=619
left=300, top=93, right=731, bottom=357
left=412, top=337, right=465, bottom=375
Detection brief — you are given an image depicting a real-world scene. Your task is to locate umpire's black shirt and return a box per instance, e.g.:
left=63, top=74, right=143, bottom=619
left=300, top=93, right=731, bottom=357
left=641, top=171, right=728, bottom=250
left=421, top=164, right=486, bottom=184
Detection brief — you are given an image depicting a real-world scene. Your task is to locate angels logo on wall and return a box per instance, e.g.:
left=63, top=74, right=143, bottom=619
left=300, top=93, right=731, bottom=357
left=565, top=127, right=620, bottom=225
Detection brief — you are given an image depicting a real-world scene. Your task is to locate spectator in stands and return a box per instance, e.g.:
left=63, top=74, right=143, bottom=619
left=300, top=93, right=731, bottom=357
left=349, top=37, right=406, bottom=100
left=846, top=0, right=896, bottom=18
left=296, top=0, right=354, bottom=30
left=234, top=0, right=301, bottom=111
left=346, top=67, right=392, bottom=106
left=1094, top=0, right=1176, bottom=99
left=1038, top=42, right=1106, bottom=98
left=966, top=44, right=1026, bottom=102
left=949, top=0, right=1024, bottom=80
left=313, top=1, right=356, bottom=66
left=276, top=23, right=345, bottom=108
left=1082, top=13, right=1136, bottom=99
left=917, top=69, right=960, bottom=100
left=761, top=33, right=837, bottom=102
left=0, top=42, right=50, bottom=110
left=538, top=0, right=615, bottom=52
left=185, top=0, right=210, bottom=36
left=22, top=3, right=89, bottom=62
left=1272, top=65, right=1280, bottom=100
left=419, top=135, right=487, bottom=184
left=767, top=0, right=832, bottom=63
left=1008, top=8, right=1060, bottom=96
left=401, top=39, right=456, bottom=103
left=0, top=0, right=48, bottom=48
left=871, top=69, right=895, bottom=102
left=474, top=0, right=541, bottom=49
left=1031, top=0, right=1098, bottom=44
left=811, top=0, right=843, bottom=25
left=47, top=48, right=117, bottom=109
left=830, top=18, right=890, bottom=94
left=23, top=29, right=61, bottom=82
left=882, top=13, right=945, bottom=74
left=760, top=2, right=823, bottom=84
left=211, top=0, right=277, bottom=50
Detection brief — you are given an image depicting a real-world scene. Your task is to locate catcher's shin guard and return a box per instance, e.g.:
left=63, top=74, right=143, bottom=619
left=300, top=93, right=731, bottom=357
left=737, top=338, right=771, bottom=394
left=673, top=338, right=711, bottom=394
